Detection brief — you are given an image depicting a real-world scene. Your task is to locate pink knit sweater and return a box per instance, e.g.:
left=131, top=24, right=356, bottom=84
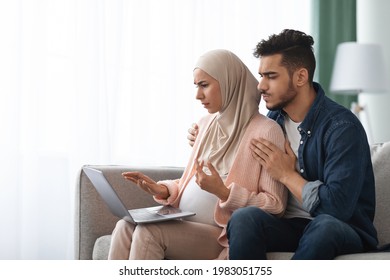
left=155, top=112, right=287, bottom=259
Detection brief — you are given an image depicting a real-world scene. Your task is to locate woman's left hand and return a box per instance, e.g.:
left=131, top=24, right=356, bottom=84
left=194, top=160, right=230, bottom=201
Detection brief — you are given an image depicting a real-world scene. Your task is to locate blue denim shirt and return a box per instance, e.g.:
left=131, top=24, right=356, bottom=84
left=267, top=82, right=378, bottom=250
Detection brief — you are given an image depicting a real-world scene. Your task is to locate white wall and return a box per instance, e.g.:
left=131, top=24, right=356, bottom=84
left=357, top=0, right=390, bottom=143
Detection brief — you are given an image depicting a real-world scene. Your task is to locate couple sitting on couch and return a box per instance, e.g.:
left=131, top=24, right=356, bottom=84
left=107, top=29, right=378, bottom=260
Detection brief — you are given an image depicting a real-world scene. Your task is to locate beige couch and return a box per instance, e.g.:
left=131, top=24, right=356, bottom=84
left=74, top=142, right=390, bottom=260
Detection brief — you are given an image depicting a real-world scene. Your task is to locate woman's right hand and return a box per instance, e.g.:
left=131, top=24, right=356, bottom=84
left=122, top=171, right=169, bottom=199
left=187, top=123, right=199, bottom=147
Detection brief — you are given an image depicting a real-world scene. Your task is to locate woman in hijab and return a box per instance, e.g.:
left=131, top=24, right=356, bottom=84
left=108, top=49, right=287, bottom=260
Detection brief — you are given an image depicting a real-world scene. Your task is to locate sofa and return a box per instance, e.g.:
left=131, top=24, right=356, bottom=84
left=74, top=141, right=390, bottom=260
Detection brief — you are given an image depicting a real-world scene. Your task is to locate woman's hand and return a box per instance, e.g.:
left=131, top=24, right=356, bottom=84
left=122, top=171, right=169, bottom=199
left=187, top=123, right=199, bottom=147
left=194, top=160, right=230, bottom=201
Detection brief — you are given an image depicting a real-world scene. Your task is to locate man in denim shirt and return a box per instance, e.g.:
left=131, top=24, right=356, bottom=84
left=226, top=29, right=378, bottom=259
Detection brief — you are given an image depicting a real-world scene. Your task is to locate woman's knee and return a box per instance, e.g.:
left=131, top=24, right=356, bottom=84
left=130, top=224, right=166, bottom=259
left=132, top=223, right=160, bottom=242
left=113, top=219, right=134, bottom=234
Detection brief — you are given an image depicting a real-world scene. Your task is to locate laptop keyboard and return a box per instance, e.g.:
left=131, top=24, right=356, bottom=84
left=129, top=208, right=159, bottom=219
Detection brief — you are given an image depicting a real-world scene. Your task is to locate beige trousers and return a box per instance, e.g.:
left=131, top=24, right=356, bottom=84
left=108, top=219, right=224, bottom=260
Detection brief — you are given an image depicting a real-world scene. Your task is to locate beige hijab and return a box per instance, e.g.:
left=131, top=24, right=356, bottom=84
left=195, top=49, right=260, bottom=175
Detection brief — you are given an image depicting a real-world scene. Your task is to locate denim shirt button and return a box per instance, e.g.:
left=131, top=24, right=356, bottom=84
left=300, top=140, right=303, bottom=145
left=300, top=169, right=304, bottom=173
left=307, top=130, right=311, bottom=135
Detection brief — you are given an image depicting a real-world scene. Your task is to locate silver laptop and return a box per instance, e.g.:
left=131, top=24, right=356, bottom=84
left=82, top=166, right=195, bottom=224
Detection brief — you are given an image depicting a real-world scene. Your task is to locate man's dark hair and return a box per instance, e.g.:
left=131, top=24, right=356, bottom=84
left=254, top=29, right=316, bottom=82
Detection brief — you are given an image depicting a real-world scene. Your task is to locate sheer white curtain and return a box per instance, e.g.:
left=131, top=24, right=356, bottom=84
left=0, top=0, right=311, bottom=259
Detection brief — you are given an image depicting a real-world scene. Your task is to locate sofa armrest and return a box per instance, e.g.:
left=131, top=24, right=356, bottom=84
left=74, top=165, right=184, bottom=260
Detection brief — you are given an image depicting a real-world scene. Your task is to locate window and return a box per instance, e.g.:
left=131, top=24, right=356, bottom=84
left=0, top=0, right=311, bottom=259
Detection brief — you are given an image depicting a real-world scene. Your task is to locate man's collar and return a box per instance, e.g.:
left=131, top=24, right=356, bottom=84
left=298, top=82, right=324, bottom=136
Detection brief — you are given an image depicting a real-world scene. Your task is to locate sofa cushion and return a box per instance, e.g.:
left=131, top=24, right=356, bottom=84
left=370, top=142, right=390, bottom=247
left=93, top=235, right=111, bottom=260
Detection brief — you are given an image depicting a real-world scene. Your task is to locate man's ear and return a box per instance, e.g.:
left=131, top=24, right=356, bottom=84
left=295, top=68, right=309, bottom=87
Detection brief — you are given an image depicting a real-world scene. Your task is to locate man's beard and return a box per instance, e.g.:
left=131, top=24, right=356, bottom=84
left=265, top=83, right=296, bottom=111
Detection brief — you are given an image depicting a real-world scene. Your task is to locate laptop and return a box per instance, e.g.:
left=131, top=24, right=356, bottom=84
left=82, top=166, right=195, bottom=224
